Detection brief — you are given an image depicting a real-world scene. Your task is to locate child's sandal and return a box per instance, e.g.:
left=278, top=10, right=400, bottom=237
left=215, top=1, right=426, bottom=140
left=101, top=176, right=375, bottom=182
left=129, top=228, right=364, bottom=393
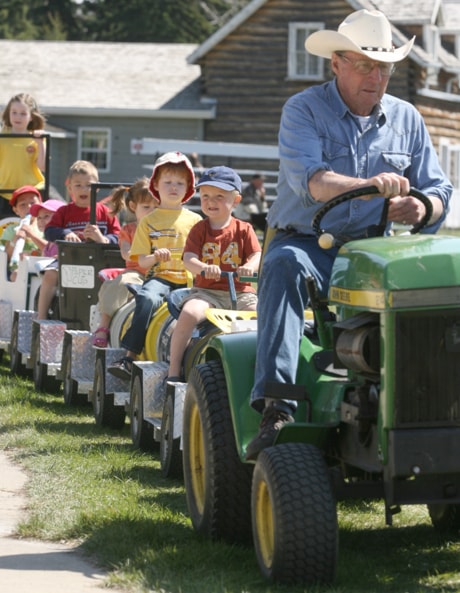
left=91, top=326, right=110, bottom=348
left=107, top=356, right=133, bottom=380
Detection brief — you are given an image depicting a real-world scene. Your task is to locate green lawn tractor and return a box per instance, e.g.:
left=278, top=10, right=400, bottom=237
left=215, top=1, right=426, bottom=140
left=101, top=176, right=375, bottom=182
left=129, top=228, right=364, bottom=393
left=182, top=187, right=460, bottom=585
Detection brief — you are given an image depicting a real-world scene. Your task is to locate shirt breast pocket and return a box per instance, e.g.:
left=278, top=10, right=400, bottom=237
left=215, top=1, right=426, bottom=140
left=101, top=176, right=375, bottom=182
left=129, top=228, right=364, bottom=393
left=381, top=152, right=411, bottom=174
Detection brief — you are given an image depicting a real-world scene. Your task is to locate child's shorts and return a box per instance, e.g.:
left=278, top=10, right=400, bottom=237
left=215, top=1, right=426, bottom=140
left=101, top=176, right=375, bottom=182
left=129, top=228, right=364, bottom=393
left=182, top=287, right=258, bottom=310
left=98, top=269, right=144, bottom=317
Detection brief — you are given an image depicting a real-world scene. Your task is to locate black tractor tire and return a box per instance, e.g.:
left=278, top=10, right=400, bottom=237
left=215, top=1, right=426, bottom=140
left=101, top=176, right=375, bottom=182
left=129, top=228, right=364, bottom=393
left=32, top=329, right=61, bottom=393
left=92, top=356, right=126, bottom=429
left=160, top=389, right=183, bottom=479
left=130, top=374, right=156, bottom=451
left=428, top=503, right=460, bottom=532
left=183, top=359, right=253, bottom=544
left=252, top=442, right=338, bottom=585
left=61, top=340, right=87, bottom=406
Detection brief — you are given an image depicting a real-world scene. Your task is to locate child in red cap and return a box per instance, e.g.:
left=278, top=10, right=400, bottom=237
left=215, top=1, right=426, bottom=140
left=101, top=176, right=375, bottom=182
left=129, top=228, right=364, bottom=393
left=1, top=185, right=43, bottom=279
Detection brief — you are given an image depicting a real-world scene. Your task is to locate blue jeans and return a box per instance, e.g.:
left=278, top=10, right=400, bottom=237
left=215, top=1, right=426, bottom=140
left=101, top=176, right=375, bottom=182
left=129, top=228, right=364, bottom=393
left=250, top=231, right=338, bottom=412
left=121, top=277, right=185, bottom=355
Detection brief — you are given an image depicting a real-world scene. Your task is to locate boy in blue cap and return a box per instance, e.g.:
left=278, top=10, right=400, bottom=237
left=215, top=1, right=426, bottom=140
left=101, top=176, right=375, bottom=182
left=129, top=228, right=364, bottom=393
left=167, top=165, right=261, bottom=381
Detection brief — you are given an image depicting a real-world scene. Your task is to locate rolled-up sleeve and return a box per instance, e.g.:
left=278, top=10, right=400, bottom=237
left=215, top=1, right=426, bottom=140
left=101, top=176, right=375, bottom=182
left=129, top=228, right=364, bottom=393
left=279, top=94, right=332, bottom=207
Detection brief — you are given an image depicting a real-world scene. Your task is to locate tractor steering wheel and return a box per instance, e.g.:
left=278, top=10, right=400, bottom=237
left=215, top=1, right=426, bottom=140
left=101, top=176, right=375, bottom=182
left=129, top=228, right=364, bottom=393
left=311, top=186, right=433, bottom=249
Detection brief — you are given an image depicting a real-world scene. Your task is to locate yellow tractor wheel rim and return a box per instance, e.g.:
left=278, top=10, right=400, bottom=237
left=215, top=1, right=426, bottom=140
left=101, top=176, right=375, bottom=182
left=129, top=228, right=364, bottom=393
left=188, top=400, right=206, bottom=515
left=254, top=478, right=275, bottom=569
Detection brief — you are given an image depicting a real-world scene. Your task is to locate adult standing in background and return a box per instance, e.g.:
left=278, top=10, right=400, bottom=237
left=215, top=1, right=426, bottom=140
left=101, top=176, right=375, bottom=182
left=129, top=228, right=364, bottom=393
left=234, top=173, right=267, bottom=222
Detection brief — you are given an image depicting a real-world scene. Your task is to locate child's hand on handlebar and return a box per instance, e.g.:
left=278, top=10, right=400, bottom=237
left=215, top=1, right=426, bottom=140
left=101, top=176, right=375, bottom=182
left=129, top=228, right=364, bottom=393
left=202, top=264, right=221, bottom=280
left=237, top=264, right=257, bottom=279
left=153, top=247, right=172, bottom=262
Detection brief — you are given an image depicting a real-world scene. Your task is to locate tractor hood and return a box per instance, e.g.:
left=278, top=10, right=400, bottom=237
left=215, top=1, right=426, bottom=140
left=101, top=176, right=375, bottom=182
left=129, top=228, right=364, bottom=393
left=329, top=235, right=460, bottom=311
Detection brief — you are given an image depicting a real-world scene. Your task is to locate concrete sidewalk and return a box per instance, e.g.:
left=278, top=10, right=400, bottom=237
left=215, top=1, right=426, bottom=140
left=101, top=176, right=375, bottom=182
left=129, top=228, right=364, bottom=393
left=0, top=450, right=120, bottom=593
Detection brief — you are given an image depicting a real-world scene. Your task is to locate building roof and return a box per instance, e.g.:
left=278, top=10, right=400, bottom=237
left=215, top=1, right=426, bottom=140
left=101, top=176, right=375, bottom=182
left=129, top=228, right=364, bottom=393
left=0, top=40, right=206, bottom=117
left=372, top=0, right=440, bottom=24
left=441, top=0, right=460, bottom=29
left=188, top=0, right=458, bottom=63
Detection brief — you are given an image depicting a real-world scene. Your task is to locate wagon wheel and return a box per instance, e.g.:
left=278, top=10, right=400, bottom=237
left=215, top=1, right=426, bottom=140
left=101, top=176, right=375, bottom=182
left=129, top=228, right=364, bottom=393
left=61, top=340, right=87, bottom=406
left=311, top=185, right=433, bottom=248
left=428, top=503, right=460, bottom=533
left=9, top=316, right=26, bottom=376
left=92, top=356, right=126, bottom=429
left=160, top=389, right=183, bottom=478
left=109, top=299, right=135, bottom=349
left=183, top=359, right=253, bottom=543
left=130, top=374, right=156, bottom=451
left=252, top=442, right=337, bottom=585
left=32, top=329, right=61, bottom=393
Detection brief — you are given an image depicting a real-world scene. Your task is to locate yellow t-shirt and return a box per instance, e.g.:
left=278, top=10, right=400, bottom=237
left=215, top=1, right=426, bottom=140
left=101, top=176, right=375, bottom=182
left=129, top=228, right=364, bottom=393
left=0, top=135, right=45, bottom=196
left=130, top=207, right=202, bottom=284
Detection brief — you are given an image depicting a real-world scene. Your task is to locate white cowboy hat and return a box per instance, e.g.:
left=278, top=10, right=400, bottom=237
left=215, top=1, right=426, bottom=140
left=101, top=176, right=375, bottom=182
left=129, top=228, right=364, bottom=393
left=305, top=9, right=415, bottom=63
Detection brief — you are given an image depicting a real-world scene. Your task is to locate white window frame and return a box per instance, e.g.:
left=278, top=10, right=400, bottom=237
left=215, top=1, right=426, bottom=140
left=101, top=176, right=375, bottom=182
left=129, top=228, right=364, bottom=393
left=78, top=127, right=111, bottom=173
left=287, top=22, right=324, bottom=81
left=440, top=138, right=460, bottom=190
left=439, top=137, right=460, bottom=228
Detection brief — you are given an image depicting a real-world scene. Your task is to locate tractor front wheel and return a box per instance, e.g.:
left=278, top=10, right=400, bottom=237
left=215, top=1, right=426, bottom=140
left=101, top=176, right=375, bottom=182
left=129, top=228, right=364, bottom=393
left=252, top=442, right=337, bottom=585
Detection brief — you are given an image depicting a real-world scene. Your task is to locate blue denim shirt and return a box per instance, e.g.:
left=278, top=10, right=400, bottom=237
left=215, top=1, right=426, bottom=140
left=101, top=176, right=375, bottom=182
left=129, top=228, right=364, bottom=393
left=268, top=79, right=453, bottom=239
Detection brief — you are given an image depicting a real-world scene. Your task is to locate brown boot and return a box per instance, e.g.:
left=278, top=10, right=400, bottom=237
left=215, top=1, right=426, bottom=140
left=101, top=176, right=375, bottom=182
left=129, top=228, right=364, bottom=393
left=245, top=402, right=294, bottom=460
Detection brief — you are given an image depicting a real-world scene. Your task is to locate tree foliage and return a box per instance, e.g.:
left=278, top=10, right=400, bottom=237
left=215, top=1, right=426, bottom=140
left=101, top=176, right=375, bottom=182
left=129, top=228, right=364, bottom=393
left=0, top=0, right=250, bottom=42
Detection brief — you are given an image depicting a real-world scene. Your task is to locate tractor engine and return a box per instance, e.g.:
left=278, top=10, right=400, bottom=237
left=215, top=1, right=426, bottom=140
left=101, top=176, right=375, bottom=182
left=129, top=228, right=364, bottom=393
left=326, top=234, right=460, bottom=504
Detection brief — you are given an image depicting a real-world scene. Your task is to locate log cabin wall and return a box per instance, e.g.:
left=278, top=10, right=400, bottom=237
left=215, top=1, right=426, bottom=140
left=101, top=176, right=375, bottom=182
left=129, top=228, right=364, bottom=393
left=195, top=0, right=460, bottom=169
left=416, top=101, right=460, bottom=146
left=196, top=0, right=355, bottom=170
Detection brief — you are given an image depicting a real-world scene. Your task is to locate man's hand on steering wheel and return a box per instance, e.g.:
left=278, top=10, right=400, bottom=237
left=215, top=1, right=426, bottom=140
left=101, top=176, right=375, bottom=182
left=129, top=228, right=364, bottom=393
left=367, top=172, right=410, bottom=199
left=387, top=195, right=428, bottom=227
left=367, top=173, right=426, bottom=226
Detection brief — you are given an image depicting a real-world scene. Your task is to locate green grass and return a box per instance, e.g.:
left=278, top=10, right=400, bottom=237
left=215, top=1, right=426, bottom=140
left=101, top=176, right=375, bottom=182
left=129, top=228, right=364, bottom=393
left=1, top=355, right=460, bottom=593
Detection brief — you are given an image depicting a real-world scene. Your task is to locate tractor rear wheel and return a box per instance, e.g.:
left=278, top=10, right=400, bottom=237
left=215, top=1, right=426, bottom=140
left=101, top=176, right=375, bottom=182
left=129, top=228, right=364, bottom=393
left=252, top=442, right=337, bottom=585
left=183, top=359, right=253, bottom=543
